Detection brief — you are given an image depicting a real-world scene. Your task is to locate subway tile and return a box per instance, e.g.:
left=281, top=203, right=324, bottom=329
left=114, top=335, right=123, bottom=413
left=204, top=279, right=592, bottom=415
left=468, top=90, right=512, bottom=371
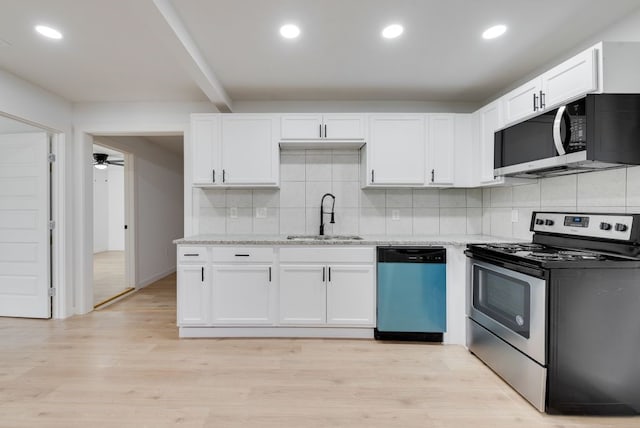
left=627, top=166, right=640, bottom=206
left=280, top=154, right=306, bottom=181
left=359, top=207, right=386, bottom=235
left=279, top=208, right=306, bottom=235
left=360, top=189, right=385, bottom=208
left=577, top=168, right=626, bottom=207
left=512, top=208, right=535, bottom=240
left=466, top=208, right=483, bottom=235
left=386, top=189, right=413, bottom=208
left=512, top=183, right=541, bottom=208
left=440, top=188, right=467, bottom=208
left=226, top=189, right=252, bottom=208
left=198, top=208, right=226, bottom=234
left=490, top=187, right=513, bottom=208
left=385, top=208, right=413, bottom=235
left=279, top=181, right=306, bottom=208
left=540, top=175, right=577, bottom=208
left=306, top=181, right=332, bottom=209
left=482, top=188, right=491, bottom=208
left=332, top=208, right=359, bottom=235
left=331, top=152, right=359, bottom=181
left=440, top=208, right=466, bottom=234
left=199, top=189, right=226, bottom=208
left=252, top=189, right=279, bottom=208
left=306, top=153, right=332, bottom=181
left=332, top=181, right=360, bottom=208
left=253, top=208, right=279, bottom=235
left=413, top=208, right=439, bottom=235
left=466, top=189, right=483, bottom=208
left=226, top=208, right=253, bottom=234
left=489, top=208, right=513, bottom=238
left=482, top=207, right=492, bottom=235
left=413, top=189, right=440, bottom=208
left=576, top=206, right=625, bottom=214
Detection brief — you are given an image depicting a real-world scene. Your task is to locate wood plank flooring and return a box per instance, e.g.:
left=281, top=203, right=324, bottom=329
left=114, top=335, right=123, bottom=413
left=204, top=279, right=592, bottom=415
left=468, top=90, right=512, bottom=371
left=93, top=251, right=131, bottom=306
left=0, top=274, right=638, bottom=427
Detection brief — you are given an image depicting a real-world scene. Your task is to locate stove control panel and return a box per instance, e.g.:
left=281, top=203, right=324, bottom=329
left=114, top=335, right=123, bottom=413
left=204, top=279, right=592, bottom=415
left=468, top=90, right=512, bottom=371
left=531, top=212, right=633, bottom=241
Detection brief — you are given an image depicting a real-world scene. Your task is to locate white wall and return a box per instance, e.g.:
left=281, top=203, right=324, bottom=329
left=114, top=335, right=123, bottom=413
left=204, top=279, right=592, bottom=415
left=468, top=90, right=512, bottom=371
left=196, top=150, right=483, bottom=237
left=0, top=69, right=74, bottom=319
left=93, top=168, right=109, bottom=253
left=108, top=166, right=125, bottom=251
left=94, top=135, right=183, bottom=288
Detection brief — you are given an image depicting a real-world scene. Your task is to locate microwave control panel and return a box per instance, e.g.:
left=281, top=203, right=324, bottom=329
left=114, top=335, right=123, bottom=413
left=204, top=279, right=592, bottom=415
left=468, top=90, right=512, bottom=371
left=531, top=212, right=633, bottom=241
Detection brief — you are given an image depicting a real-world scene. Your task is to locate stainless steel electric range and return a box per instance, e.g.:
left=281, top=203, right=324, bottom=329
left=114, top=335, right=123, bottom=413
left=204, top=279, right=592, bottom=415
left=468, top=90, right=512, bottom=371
left=465, top=211, right=640, bottom=415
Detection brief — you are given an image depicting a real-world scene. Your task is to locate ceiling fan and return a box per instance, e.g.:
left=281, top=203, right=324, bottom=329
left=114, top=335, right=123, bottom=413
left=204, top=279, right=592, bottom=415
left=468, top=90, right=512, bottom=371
left=93, top=153, right=124, bottom=169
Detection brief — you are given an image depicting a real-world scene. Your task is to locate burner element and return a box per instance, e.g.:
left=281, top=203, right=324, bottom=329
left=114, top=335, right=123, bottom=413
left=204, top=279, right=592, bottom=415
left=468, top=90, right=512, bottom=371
left=485, top=243, right=544, bottom=253
left=528, top=250, right=605, bottom=262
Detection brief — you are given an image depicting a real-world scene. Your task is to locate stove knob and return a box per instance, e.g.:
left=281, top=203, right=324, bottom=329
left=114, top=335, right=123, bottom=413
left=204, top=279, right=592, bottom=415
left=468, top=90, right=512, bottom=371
left=600, top=222, right=612, bottom=231
left=615, top=223, right=628, bottom=232
left=535, top=219, right=544, bottom=225
left=544, top=219, right=554, bottom=226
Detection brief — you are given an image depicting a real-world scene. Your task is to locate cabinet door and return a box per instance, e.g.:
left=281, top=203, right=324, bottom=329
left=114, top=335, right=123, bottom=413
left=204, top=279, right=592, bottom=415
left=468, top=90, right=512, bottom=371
left=326, top=265, right=375, bottom=326
left=177, top=264, right=209, bottom=325
left=281, top=115, right=323, bottom=140
left=502, top=77, right=541, bottom=125
left=427, top=114, right=455, bottom=185
left=542, top=48, right=597, bottom=109
left=211, top=264, right=274, bottom=325
left=322, top=114, right=365, bottom=140
left=221, top=115, right=279, bottom=185
left=478, top=100, right=503, bottom=184
left=368, top=115, right=426, bottom=185
left=279, top=265, right=326, bottom=325
left=191, top=114, right=219, bottom=185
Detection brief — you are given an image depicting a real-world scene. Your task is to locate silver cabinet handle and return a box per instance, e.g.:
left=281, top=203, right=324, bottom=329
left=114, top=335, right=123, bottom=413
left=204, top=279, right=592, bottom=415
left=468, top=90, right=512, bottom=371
left=553, top=106, right=567, bottom=156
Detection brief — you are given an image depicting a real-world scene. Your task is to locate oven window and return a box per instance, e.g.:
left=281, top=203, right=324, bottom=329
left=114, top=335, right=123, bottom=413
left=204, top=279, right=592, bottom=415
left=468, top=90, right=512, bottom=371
left=473, top=265, right=531, bottom=338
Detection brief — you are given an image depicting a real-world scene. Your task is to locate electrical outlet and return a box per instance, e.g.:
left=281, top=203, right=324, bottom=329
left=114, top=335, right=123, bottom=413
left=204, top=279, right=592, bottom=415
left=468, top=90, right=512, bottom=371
left=256, top=207, right=267, bottom=219
left=392, top=209, right=400, bottom=221
left=511, top=209, right=519, bottom=223
left=230, top=207, right=238, bottom=219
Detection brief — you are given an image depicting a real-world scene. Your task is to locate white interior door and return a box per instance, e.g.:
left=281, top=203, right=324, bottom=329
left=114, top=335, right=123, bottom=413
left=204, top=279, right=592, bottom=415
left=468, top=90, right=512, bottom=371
left=0, top=132, right=50, bottom=318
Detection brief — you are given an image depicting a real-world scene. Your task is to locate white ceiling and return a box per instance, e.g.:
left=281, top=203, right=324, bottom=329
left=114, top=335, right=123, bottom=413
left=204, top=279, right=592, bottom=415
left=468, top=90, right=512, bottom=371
left=1, top=0, right=639, bottom=107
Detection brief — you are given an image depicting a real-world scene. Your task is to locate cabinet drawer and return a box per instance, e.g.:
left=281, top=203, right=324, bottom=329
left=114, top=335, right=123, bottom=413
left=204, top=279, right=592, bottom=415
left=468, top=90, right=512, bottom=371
left=178, top=246, right=208, bottom=263
left=280, top=247, right=375, bottom=263
left=212, top=247, right=274, bottom=263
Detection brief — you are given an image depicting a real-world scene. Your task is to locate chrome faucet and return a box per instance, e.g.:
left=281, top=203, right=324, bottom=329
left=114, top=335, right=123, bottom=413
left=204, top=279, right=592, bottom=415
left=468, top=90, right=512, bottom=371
left=319, top=193, right=336, bottom=236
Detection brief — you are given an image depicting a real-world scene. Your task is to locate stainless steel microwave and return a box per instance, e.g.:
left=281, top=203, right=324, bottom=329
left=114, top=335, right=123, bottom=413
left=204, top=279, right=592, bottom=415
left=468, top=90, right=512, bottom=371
left=494, top=94, right=640, bottom=178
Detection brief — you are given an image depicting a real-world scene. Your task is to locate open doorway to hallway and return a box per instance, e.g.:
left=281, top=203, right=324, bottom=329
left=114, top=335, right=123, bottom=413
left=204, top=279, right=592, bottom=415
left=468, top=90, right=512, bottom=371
left=92, top=144, right=132, bottom=307
left=90, top=134, right=184, bottom=309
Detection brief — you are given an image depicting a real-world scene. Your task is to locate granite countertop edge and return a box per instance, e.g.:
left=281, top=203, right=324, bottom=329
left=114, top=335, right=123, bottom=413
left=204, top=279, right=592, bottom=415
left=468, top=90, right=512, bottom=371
left=173, top=234, right=522, bottom=246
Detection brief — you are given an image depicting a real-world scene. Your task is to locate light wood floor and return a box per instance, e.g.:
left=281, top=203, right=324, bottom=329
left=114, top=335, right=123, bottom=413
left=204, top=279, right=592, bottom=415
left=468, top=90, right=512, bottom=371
left=0, top=274, right=637, bottom=428
left=93, top=251, right=131, bottom=306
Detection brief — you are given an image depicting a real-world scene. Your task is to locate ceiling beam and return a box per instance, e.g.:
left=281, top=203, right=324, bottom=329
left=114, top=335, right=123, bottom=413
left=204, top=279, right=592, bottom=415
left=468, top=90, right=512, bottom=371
left=153, top=0, right=233, bottom=112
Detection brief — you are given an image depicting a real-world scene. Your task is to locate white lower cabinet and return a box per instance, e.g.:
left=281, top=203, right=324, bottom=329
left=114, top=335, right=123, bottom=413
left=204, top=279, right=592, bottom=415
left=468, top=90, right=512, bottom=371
left=211, top=264, right=274, bottom=325
left=326, top=265, right=375, bottom=325
left=279, top=265, right=326, bottom=325
left=177, top=264, right=210, bottom=326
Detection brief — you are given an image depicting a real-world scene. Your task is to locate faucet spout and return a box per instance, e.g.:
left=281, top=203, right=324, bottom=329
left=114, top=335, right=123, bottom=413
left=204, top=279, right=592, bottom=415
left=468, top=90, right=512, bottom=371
left=319, top=193, right=336, bottom=236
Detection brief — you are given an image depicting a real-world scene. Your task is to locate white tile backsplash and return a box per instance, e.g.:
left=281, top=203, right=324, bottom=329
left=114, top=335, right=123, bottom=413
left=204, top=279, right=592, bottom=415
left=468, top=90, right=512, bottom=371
left=626, top=166, right=640, bottom=206
left=490, top=187, right=513, bottom=208
left=197, top=149, right=492, bottom=237
left=577, top=168, right=626, bottom=207
left=540, top=175, right=577, bottom=208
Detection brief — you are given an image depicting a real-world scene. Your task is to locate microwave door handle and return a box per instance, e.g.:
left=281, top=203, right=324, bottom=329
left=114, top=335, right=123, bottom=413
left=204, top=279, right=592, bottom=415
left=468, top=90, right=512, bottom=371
left=552, top=105, right=567, bottom=156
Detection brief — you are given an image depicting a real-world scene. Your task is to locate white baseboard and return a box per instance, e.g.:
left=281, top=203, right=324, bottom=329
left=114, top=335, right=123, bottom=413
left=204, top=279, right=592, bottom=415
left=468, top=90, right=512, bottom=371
left=179, top=326, right=374, bottom=339
left=137, top=267, right=176, bottom=289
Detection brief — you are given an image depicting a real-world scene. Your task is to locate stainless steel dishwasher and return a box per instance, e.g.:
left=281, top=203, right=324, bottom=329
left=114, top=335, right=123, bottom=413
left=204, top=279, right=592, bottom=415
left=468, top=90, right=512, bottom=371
left=375, top=247, right=446, bottom=342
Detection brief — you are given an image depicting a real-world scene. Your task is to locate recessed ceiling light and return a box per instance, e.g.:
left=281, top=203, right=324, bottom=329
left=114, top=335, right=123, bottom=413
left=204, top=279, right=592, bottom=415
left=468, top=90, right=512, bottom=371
left=382, top=24, right=404, bottom=39
left=482, top=24, right=507, bottom=40
left=279, top=24, right=300, bottom=39
left=35, top=25, right=63, bottom=40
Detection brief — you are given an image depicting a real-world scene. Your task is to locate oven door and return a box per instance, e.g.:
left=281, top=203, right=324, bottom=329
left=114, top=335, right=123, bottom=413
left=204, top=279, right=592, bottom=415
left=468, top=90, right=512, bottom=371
left=468, top=258, right=546, bottom=365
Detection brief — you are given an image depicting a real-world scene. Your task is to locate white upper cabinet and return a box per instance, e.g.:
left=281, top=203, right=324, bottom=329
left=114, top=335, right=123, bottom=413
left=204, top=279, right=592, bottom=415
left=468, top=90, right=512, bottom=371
left=281, top=114, right=364, bottom=140
left=426, top=114, right=455, bottom=186
left=366, top=114, right=426, bottom=186
left=541, top=47, right=597, bottom=109
left=191, top=114, right=220, bottom=185
left=502, top=46, right=598, bottom=126
left=220, top=115, right=279, bottom=186
left=476, top=100, right=503, bottom=184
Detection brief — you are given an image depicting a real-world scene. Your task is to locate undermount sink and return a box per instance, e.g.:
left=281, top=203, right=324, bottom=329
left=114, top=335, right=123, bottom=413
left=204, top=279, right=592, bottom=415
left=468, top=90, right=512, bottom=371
left=286, top=235, right=363, bottom=241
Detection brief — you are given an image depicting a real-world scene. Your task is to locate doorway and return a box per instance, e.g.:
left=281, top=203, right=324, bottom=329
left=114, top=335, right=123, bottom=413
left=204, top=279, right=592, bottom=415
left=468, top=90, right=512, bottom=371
left=92, top=143, right=132, bottom=307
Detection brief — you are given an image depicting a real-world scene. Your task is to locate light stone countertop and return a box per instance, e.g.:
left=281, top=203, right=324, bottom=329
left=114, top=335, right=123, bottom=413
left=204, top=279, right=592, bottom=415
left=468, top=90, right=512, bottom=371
left=174, top=234, right=522, bottom=246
